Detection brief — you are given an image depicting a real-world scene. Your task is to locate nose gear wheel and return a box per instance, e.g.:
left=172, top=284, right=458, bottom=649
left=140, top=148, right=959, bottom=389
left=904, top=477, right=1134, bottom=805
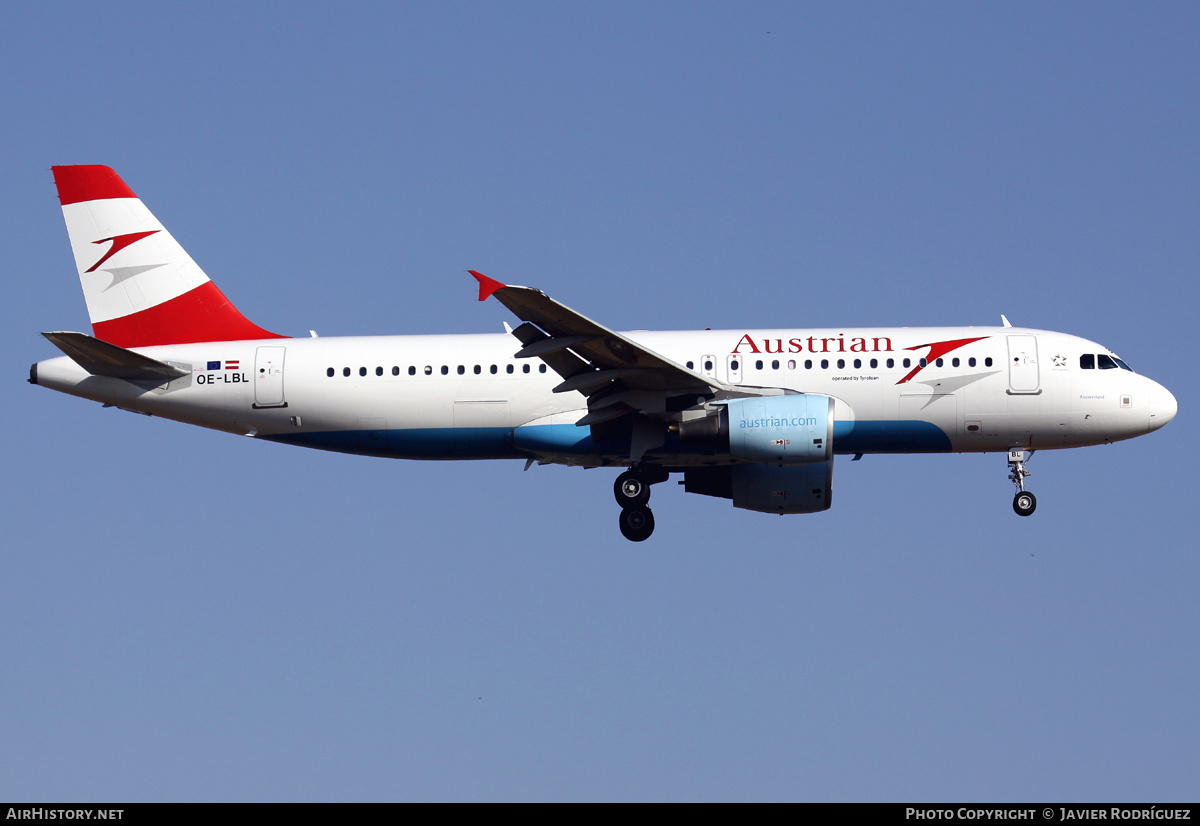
left=1008, top=449, right=1036, bottom=516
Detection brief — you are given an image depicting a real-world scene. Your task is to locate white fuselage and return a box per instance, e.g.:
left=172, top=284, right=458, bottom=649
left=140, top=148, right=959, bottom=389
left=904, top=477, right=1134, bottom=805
left=32, top=325, right=1177, bottom=467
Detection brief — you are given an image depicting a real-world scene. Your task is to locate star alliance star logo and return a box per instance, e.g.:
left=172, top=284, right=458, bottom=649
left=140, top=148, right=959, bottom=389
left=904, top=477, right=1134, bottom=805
left=1052, top=354, right=1067, bottom=367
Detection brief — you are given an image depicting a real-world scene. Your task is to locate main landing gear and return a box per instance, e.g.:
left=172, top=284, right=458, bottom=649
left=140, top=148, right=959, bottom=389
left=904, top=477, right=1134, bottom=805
left=614, top=468, right=668, bottom=541
left=1008, top=448, right=1036, bottom=517
left=618, top=506, right=655, bottom=542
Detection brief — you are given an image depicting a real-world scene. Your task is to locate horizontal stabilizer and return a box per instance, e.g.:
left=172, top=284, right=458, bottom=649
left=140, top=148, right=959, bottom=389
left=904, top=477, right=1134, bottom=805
left=41, top=331, right=190, bottom=381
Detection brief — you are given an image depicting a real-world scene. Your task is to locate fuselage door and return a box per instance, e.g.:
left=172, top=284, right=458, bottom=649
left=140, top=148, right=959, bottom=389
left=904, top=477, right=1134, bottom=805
left=1006, top=335, right=1040, bottom=394
left=254, top=345, right=287, bottom=408
left=726, top=354, right=743, bottom=385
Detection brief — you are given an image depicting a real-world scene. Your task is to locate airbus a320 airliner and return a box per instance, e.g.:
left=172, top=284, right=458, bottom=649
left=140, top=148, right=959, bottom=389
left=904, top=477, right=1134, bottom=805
left=31, top=166, right=1177, bottom=540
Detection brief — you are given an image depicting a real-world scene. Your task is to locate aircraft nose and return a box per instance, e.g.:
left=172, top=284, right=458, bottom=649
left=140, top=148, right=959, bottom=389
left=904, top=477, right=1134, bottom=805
left=1147, top=381, right=1177, bottom=433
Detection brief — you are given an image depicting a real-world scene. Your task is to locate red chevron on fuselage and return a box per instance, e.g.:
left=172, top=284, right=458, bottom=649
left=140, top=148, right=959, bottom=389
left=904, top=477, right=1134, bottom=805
left=896, top=336, right=991, bottom=384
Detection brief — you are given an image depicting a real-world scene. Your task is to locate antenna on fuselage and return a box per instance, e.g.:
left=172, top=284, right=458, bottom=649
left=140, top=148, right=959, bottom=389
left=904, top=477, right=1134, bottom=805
left=1001, top=315, right=1013, bottom=328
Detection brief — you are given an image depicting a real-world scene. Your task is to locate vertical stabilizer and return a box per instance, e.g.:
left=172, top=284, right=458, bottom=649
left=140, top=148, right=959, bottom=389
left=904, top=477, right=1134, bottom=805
left=52, top=165, right=284, bottom=347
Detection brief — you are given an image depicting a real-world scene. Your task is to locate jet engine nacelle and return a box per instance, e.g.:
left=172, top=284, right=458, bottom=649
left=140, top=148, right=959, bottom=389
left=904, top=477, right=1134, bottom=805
left=679, top=394, right=834, bottom=465
left=683, top=461, right=834, bottom=514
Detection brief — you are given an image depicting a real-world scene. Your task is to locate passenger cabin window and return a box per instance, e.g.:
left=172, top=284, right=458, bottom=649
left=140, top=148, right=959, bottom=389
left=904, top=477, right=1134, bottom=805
left=424, top=366, right=433, bottom=375
left=704, top=359, right=713, bottom=372
left=686, top=361, right=694, bottom=370
left=985, top=357, right=993, bottom=367
left=522, top=364, right=530, bottom=373
left=506, top=364, right=514, bottom=374
left=376, top=366, right=383, bottom=376
left=968, top=357, right=976, bottom=367
left=359, top=367, right=367, bottom=377
left=821, top=359, right=829, bottom=369
left=327, top=368, right=334, bottom=377
left=755, top=360, right=764, bottom=370
left=853, top=359, right=861, bottom=369
left=804, top=359, right=813, bottom=369
left=440, top=366, right=448, bottom=375
left=409, top=366, right=416, bottom=376
left=771, top=359, right=780, bottom=370
left=539, top=364, right=547, bottom=373
left=887, top=358, right=895, bottom=369
left=474, top=365, right=481, bottom=375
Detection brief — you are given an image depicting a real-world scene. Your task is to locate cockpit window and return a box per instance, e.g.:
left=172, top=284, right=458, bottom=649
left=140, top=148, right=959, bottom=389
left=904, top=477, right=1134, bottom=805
left=1084, top=352, right=1134, bottom=371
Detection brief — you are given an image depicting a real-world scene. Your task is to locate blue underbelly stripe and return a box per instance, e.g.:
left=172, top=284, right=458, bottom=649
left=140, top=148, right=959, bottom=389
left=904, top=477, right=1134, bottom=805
left=265, top=419, right=953, bottom=459
left=832, top=420, right=952, bottom=453
left=264, top=427, right=522, bottom=459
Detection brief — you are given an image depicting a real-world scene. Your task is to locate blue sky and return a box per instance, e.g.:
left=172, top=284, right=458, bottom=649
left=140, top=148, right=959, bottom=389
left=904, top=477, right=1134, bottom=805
left=2, top=2, right=1197, bottom=801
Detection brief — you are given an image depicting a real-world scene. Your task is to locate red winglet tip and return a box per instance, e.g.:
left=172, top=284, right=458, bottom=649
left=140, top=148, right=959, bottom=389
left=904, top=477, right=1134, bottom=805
left=470, top=270, right=506, bottom=301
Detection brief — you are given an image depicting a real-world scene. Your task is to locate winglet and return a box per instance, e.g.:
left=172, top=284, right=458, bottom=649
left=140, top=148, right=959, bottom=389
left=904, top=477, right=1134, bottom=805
left=470, top=270, right=507, bottom=302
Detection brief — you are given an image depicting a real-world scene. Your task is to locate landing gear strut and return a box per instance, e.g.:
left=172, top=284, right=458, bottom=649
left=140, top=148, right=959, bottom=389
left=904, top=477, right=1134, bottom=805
left=1008, top=448, right=1036, bottom=516
left=614, top=468, right=668, bottom=541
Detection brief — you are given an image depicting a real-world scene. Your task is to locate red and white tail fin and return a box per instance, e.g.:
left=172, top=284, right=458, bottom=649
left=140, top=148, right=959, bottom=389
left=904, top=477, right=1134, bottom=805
left=52, top=165, right=285, bottom=348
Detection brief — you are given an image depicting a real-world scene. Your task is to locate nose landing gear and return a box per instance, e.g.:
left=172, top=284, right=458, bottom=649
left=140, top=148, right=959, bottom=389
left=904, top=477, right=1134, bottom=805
left=1008, top=448, right=1036, bottom=516
left=614, top=468, right=668, bottom=541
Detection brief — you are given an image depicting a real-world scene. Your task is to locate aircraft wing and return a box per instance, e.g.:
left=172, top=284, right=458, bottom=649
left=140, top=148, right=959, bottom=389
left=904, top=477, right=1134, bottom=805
left=471, top=271, right=781, bottom=437
left=471, top=271, right=732, bottom=399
